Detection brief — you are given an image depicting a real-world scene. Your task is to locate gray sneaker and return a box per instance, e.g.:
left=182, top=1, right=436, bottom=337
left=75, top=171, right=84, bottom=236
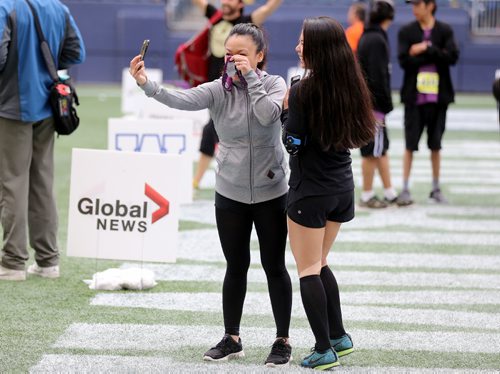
left=429, top=188, right=448, bottom=204
left=396, top=190, right=414, bottom=206
left=360, top=196, right=388, bottom=209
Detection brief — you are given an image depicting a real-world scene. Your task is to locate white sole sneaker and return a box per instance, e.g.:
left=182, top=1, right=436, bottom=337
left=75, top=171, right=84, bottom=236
left=27, top=263, right=60, bottom=278
left=203, top=350, right=245, bottom=361
left=0, top=265, right=26, bottom=281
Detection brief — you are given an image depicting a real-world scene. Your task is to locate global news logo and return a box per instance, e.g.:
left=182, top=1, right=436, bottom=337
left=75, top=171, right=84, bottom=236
left=77, top=183, right=169, bottom=233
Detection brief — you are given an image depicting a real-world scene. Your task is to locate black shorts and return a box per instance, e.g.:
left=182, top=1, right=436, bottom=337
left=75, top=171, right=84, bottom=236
left=287, top=190, right=355, bottom=228
left=199, top=119, right=219, bottom=157
left=360, top=125, right=389, bottom=157
left=404, top=103, right=448, bottom=151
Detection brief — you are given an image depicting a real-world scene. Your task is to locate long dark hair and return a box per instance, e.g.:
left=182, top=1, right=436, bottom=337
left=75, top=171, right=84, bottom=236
left=226, top=23, right=267, bottom=70
left=298, top=16, right=375, bottom=150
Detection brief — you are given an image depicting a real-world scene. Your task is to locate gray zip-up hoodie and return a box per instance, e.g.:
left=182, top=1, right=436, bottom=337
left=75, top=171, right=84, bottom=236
left=141, top=70, right=288, bottom=204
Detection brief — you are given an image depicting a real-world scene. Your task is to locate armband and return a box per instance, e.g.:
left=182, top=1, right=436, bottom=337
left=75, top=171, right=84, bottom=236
left=283, top=131, right=307, bottom=156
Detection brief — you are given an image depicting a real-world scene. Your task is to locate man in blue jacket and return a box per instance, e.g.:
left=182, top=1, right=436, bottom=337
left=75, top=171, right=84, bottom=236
left=397, top=0, right=459, bottom=206
left=0, top=0, right=85, bottom=281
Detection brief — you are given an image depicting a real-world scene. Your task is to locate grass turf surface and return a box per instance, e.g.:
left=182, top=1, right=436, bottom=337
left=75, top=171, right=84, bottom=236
left=0, top=86, right=499, bottom=372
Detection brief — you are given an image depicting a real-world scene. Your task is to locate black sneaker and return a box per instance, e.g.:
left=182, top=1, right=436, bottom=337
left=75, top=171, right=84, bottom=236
left=203, top=334, right=245, bottom=361
left=265, top=338, right=292, bottom=367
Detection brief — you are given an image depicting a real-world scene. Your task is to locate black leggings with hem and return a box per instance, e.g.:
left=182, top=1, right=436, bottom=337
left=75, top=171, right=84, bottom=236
left=215, top=192, right=292, bottom=338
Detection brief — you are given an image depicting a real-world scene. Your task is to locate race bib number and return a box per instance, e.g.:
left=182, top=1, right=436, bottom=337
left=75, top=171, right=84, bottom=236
left=210, top=21, right=233, bottom=58
left=417, top=72, right=439, bottom=94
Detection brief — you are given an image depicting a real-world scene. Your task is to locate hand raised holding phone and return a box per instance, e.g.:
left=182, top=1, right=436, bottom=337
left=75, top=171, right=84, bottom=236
left=129, top=39, right=150, bottom=86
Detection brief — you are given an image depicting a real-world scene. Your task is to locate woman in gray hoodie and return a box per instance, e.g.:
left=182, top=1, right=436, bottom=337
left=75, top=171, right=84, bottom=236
left=130, top=23, right=292, bottom=367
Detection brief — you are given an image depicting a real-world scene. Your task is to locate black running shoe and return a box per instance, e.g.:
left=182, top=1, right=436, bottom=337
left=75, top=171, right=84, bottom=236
left=203, top=334, right=245, bottom=361
left=264, top=338, right=292, bottom=367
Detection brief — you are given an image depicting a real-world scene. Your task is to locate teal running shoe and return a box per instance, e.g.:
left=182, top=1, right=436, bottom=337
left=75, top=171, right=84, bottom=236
left=301, top=347, right=339, bottom=370
left=330, top=333, right=354, bottom=357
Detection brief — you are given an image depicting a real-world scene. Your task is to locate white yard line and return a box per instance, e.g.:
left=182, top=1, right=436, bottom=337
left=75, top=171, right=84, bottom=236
left=52, top=323, right=500, bottom=353
left=91, top=292, right=500, bottom=330
left=30, top=354, right=497, bottom=374
left=130, top=243, right=500, bottom=270
left=120, top=263, right=500, bottom=289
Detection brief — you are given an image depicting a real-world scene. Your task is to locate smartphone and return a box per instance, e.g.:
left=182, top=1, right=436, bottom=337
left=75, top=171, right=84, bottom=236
left=290, top=75, right=301, bottom=87
left=139, top=39, right=150, bottom=61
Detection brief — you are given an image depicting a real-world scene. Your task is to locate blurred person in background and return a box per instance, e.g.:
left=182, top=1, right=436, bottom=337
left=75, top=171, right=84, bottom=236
left=191, top=0, right=283, bottom=189
left=397, top=0, right=459, bottom=205
left=357, top=0, right=398, bottom=208
left=345, top=1, right=367, bottom=54
left=0, top=0, right=85, bottom=281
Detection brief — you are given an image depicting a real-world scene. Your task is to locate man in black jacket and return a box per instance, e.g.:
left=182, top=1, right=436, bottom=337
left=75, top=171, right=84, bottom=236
left=357, top=0, right=398, bottom=208
left=397, top=0, right=459, bottom=205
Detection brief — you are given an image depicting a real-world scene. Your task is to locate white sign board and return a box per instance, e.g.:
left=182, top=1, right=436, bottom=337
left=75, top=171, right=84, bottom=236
left=121, top=68, right=163, bottom=116
left=108, top=117, right=194, bottom=203
left=67, top=149, right=180, bottom=263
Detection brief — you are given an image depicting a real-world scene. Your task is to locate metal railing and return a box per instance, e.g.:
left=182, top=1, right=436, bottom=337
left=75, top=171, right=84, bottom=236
left=471, top=0, right=500, bottom=36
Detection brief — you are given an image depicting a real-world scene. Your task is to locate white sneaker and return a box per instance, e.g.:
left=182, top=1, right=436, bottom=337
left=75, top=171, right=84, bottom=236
left=27, top=263, right=60, bottom=279
left=0, top=264, right=26, bottom=281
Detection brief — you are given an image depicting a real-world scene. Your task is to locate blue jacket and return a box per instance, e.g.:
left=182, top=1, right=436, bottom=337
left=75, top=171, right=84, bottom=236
left=0, top=0, right=85, bottom=122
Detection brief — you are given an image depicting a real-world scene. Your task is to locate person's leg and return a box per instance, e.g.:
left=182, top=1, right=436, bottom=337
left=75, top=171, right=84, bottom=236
left=0, top=117, right=32, bottom=271
left=193, top=119, right=218, bottom=188
left=288, top=217, right=330, bottom=351
left=398, top=105, right=422, bottom=205
left=253, top=195, right=291, bottom=340
left=427, top=105, right=448, bottom=203
left=215, top=194, right=252, bottom=339
left=320, top=221, right=345, bottom=339
left=29, top=118, right=59, bottom=268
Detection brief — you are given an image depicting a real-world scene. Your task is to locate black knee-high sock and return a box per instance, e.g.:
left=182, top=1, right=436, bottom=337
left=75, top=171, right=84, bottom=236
left=320, top=265, right=346, bottom=339
left=300, top=275, right=331, bottom=351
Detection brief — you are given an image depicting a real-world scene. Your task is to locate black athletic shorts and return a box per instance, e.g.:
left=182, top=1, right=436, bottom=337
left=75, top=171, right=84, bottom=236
left=287, top=190, right=355, bottom=228
left=404, top=103, right=448, bottom=151
left=360, top=125, right=389, bottom=157
left=199, top=119, right=219, bottom=157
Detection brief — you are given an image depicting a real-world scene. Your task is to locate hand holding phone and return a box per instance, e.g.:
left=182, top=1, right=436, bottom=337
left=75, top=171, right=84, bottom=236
left=139, top=39, right=150, bottom=61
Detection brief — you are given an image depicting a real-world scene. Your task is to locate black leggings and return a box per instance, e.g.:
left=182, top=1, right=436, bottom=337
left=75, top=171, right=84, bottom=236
left=215, top=192, right=292, bottom=338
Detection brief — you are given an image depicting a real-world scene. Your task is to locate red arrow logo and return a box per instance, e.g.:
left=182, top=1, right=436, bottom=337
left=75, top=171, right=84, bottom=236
left=144, top=183, right=169, bottom=223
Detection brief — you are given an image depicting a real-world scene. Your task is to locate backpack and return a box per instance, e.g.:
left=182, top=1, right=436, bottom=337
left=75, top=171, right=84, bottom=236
left=174, top=10, right=223, bottom=87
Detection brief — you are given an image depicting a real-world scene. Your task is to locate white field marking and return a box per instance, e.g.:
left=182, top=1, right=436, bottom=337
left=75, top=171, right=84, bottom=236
left=120, top=263, right=500, bottom=289
left=350, top=159, right=500, bottom=170
left=90, top=292, right=500, bottom=330
left=29, top=354, right=308, bottom=373
left=180, top=203, right=500, bottom=229
left=336, top=230, right=500, bottom=246
left=450, top=186, right=500, bottom=195
left=30, top=355, right=496, bottom=374
left=163, top=230, right=500, bottom=269
left=363, top=141, right=500, bottom=159
left=386, top=108, right=499, bottom=132
left=52, top=323, right=500, bottom=353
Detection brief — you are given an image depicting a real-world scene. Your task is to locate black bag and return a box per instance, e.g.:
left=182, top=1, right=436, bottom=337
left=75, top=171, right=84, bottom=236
left=49, top=80, right=80, bottom=135
left=25, top=0, right=80, bottom=135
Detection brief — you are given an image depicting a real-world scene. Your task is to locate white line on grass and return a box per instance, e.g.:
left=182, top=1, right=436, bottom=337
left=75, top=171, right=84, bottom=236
left=90, top=292, right=500, bottom=330
left=450, top=186, right=500, bottom=195
left=171, top=232, right=500, bottom=269
left=52, top=323, right=500, bottom=353
left=30, top=354, right=497, bottom=374
left=120, top=263, right=500, bottom=289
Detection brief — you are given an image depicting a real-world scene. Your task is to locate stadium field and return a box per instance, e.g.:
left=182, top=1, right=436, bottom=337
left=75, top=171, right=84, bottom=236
left=1, top=85, right=499, bottom=373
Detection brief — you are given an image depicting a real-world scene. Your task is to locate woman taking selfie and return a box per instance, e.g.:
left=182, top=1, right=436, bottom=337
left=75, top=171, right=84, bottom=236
left=281, top=16, right=376, bottom=370
left=130, top=23, right=293, bottom=367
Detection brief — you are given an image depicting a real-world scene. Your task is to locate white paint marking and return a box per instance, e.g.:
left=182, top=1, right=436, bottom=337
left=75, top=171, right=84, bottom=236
left=91, top=292, right=500, bottom=330
left=121, top=263, right=500, bottom=289
left=53, top=323, right=500, bottom=353
left=30, top=354, right=496, bottom=373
